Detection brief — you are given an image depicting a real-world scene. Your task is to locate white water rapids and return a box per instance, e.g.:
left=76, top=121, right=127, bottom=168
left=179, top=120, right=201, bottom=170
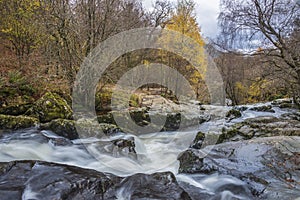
left=0, top=101, right=294, bottom=199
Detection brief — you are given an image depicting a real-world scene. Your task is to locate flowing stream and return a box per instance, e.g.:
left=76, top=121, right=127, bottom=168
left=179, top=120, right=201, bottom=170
left=0, top=102, right=294, bottom=199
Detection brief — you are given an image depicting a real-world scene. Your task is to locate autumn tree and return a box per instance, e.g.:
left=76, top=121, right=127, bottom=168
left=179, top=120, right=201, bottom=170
left=159, top=0, right=207, bottom=100
left=0, top=0, right=45, bottom=67
left=218, top=0, right=300, bottom=103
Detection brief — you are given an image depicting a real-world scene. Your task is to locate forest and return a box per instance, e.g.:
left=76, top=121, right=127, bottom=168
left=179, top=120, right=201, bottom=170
left=0, top=0, right=298, bottom=109
left=0, top=0, right=299, bottom=199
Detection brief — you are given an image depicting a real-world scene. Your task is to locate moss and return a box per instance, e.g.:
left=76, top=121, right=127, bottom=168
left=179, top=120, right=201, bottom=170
left=129, top=94, right=141, bottom=107
left=0, top=114, right=39, bottom=130
left=217, top=129, right=241, bottom=144
left=0, top=103, right=32, bottom=116
left=26, top=92, right=73, bottom=123
left=41, top=119, right=78, bottom=140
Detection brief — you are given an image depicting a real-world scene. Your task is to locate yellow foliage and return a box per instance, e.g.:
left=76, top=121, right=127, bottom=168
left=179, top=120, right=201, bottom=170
left=157, top=2, right=207, bottom=99
left=0, top=0, right=44, bottom=56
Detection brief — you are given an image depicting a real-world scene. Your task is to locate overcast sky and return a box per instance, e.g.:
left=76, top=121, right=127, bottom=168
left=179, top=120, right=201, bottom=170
left=142, top=0, right=220, bottom=38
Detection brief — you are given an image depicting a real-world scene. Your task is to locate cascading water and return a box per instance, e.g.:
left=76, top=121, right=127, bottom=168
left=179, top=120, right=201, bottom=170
left=0, top=101, right=296, bottom=199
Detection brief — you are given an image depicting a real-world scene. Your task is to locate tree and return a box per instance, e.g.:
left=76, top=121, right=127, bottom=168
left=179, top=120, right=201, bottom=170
left=160, top=0, right=207, bottom=100
left=0, top=0, right=45, bottom=66
left=218, top=0, right=300, bottom=103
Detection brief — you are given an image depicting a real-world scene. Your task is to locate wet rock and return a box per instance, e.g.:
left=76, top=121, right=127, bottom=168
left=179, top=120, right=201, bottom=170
left=26, top=92, right=73, bottom=123
left=95, top=137, right=137, bottom=159
left=0, top=160, right=191, bottom=200
left=178, top=150, right=205, bottom=174
left=98, top=109, right=203, bottom=133
left=250, top=105, right=275, bottom=113
left=40, top=119, right=78, bottom=140
left=226, top=109, right=242, bottom=120
left=281, top=112, right=300, bottom=121
left=272, top=99, right=299, bottom=109
left=234, top=106, right=248, bottom=112
left=190, top=131, right=219, bottom=149
left=0, top=114, right=39, bottom=130
left=219, top=116, right=300, bottom=143
left=104, top=172, right=191, bottom=200
left=0, top=160, right=120, bottom=200
left=178, top=136, right=300, bottom=199
left=76, top=118, right=120, bottom=138
left=45, top=117, right=120, bottom=139
left=0, top=103, right=32, bottom=116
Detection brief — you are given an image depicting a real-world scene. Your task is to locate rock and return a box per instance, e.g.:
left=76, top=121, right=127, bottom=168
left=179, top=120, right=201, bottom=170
left=281, top=112, right=300, bottom=121
left=218, top=116, right=300, bottom=143
left=40, top=119, right=78, bottom=140
left=250, top=105, right=275, bottom=113
left=226, top=109, right=242, bottom=120
left=272, top=99, right=299, bottom=109
left=178, top=150, right=205, bottom=173
left=98, top=109, right=203, bottom=133
left=0, top=160, right=120, bottom=200
left=0, top=160, right=191, bottom=200
left=104, top=172, right=191, bottom=200
left=178, top=136, right=300, bottom=199
left=234, top=106, right=248, bottom=112
left=95, top=137, right=137, bottom=159
left=40, top=118, right=120, bottom=140
left=26, top=92, right=73, bottom=123
left=0, top=103, right=32, bottom=116
left=0, top=114, right=39, bottom=130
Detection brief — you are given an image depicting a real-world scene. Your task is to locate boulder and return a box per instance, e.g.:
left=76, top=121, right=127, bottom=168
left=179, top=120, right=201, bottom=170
left=40, top=119, right=78, bottom=140
left=226, top=109, right=242, bottom=121
left=41, top=118, right=120, bottom=140
left=0, top=114, right=38, bottom=130
left=250, top=105, right=275, bottom=113
left=98, top=109, right=204, bottom=133
left=104, top=172, right=191, bottom=200
left=216, top=116, right=300, bottom=143
left=0, top=103, right=32, bottom=116
left=26, top=92, right=72, bottom=123
left=0, top=160, right=191, bottom=200
left=178, top=136, right=300, bottom=199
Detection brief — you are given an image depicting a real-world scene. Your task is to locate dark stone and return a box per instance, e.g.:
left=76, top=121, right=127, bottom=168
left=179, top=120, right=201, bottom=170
left=0, top=160, right=119, bottom=200
left=226, top=109, right=242, bottom=120
left=178, top=136, right=300, bottom=199
left=0, top=160, right=192, bottom=200
left=250, top=105, right=275, bottom=113
left=104, top=172, right=191, bottom=200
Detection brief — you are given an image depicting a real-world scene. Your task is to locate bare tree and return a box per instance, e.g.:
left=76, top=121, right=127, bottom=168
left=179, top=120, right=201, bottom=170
left=218, top=0, right=300, bottom=103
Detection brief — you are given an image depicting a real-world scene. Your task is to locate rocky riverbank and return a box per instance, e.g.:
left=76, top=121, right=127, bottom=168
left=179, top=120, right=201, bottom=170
left=0, top=94, right=299, bottom=199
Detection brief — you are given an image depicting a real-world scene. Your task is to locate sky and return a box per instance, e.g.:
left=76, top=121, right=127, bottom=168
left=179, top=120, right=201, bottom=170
left=142, top=0, right=221, bottom=39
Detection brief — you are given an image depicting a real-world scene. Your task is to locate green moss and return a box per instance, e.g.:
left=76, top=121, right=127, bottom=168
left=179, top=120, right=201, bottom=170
left=217, top=129, right=241, bottom=144
left=26, top=92, right=73, bottom=123
left=0, top=114, right=39, bottom=130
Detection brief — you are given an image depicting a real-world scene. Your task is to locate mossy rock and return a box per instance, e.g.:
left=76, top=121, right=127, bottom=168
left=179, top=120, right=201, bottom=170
left=190, top=131, right=205, bottom=149
left=226, top=109, right=242, bottom=119
left=26, top=92, right=73, bottom=123
left=0, top=103, right=32, bottom=116
left=0, top=114, right=39, bottom=130
left=41, top=119, right=78, bottom=140
left=250, top=105, right=275, bottom=113
left=178, top=150, right=204, bottom=173
left=75, top=118, right=120, bottom=138
left=217, top=129, right=242, bottom=144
